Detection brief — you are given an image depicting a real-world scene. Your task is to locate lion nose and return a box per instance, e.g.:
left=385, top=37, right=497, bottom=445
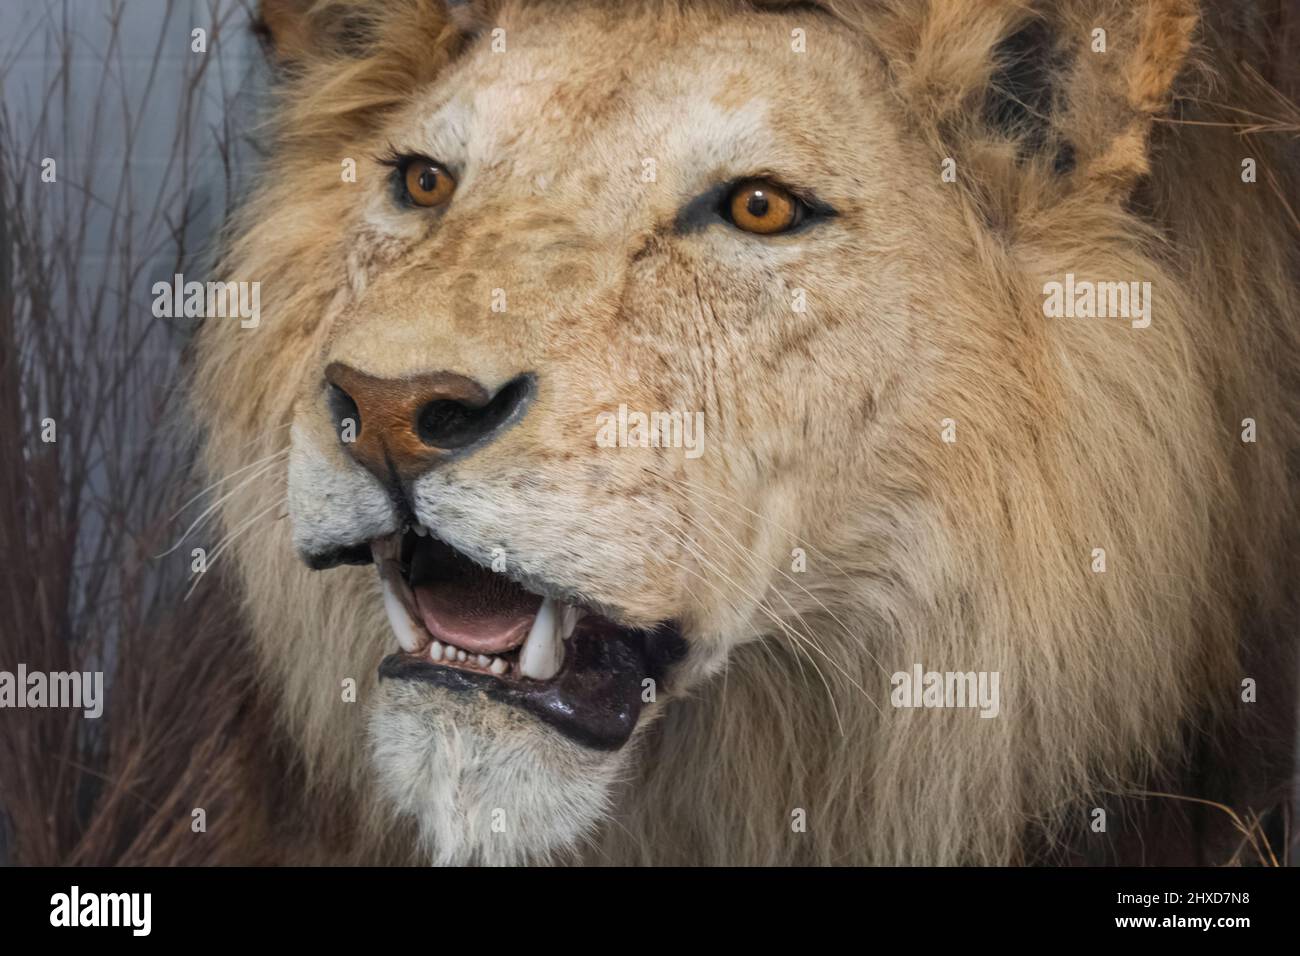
left=323, top=362, right=534, bottom=482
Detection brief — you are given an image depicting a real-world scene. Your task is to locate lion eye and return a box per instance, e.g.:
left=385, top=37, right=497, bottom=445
left=725, top=179, right=801, bottom=234
left=401, top=158, right=456, bottom=208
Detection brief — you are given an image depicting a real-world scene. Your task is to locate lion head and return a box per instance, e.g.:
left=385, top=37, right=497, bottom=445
left=195, top=0, right=1299, bottom=864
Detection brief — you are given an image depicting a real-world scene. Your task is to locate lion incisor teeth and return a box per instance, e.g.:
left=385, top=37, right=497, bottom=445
left=519, top=597, right=567, bottom=680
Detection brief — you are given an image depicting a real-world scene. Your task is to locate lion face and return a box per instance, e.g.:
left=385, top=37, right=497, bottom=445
left=280, top=2, right=945, bottom=862
left=203, top=0, right=1294, bottom=865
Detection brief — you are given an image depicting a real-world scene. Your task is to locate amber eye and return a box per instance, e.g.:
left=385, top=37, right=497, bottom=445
left=402, top=158, right=456, bottom=207
left=726, top=179, right=801, bottom=234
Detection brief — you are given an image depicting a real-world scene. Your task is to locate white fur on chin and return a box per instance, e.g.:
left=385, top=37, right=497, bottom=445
left=368, top=679, right=625, bottom=865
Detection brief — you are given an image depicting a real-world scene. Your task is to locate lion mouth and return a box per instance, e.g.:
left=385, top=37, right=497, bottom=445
left=365, top=528, right=686, bottom=750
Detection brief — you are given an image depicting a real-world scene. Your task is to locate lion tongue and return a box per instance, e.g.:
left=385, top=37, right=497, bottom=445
left=411, top=572, right=541, bottom=656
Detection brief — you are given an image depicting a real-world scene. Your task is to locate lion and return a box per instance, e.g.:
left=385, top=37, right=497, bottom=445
left=191, top=0, right=1300, bottom=865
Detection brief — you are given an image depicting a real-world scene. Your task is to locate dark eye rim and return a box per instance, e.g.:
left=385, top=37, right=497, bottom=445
left=377, top=149, right=455, bottom=209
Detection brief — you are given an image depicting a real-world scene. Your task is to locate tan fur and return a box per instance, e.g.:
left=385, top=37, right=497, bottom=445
left=196, top=0, right=1300, bottom=864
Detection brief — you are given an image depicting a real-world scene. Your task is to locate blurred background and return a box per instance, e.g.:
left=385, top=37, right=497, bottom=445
left=0, top=0, right=267, bottom=865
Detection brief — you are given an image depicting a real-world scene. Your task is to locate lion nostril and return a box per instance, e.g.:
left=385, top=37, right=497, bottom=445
left=415, top=399, right=480, bottom=448
left=327, top=382, right=361, bottom=438
left=415, top=374, right=533, bottom=450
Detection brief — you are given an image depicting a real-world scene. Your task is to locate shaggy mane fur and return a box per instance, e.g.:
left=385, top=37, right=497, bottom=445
left=175, top=0, right=1300, bottom=865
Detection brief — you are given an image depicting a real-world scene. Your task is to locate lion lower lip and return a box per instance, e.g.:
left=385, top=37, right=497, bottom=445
left=369, top=528, right=687, bottom=748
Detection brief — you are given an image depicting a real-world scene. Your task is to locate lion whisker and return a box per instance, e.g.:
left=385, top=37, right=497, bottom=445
left=157, top=452, right=287, bottom=559
left=183, top=497, right=287, bottom=601
left=656, top=523, right=850, bottom=733
left=645, top=467, right=861, bottom=582
left=655, top=535, right=844, bottom=734
left=661, top=514, right=882, bottom=718
left=670, top=480, right=895, bottom=681
left=169, top=443, right=289, bottom=521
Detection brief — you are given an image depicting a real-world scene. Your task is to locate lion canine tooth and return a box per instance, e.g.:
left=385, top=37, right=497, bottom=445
left=380, top=576, right=423, bottom=653
left=519, top=597, right=564, bottom=680
left=370, top=535, right=400, bottom=562
left=560, top=604, right=580, bottom=642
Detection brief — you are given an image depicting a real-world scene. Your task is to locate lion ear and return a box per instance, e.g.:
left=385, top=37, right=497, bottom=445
left=254, top=0, right=308, bottom=64
left=871, top=0, right=1198, bottom=201
left=441, top=0, right=498, bottom=34
left=255, top=1, right=497, bottom=66
left=254, top=0, right=379, bottom=66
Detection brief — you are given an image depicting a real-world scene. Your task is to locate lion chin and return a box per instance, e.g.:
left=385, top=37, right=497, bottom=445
left=368, top=680, right=624, bottom=866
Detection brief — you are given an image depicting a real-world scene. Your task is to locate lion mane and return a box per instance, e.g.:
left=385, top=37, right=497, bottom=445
left=181, top=0, right=1300, bottom=865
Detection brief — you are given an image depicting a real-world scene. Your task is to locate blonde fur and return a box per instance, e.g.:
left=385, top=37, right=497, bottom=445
left=195, top=0, right=1300, bottom=864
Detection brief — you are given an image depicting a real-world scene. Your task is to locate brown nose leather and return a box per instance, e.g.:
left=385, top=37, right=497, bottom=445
left=324, top=362, right=531, bottom=483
